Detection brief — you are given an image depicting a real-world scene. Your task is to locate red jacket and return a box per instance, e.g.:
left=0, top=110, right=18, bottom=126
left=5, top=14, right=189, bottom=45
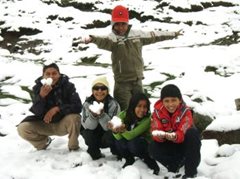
left=151, top=100, right=193, bottom=143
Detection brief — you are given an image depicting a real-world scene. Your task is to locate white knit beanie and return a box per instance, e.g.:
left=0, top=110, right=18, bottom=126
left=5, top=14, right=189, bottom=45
left=92, top=76, right=109, bottom=89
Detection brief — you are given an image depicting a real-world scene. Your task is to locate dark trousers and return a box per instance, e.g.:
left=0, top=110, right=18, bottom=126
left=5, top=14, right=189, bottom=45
left=115, top=136, right=149, bottom=159
left=81, top=124, right=118, bottom=158
left=149, top=127, right=201, bottom=176
left=115, top=136, right=160, bottom=173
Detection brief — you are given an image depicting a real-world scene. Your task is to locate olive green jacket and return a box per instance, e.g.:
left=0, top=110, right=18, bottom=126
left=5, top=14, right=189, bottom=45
left=113, top=111, right=151, bottom=141
left=91, top=26, right=177, bottom=82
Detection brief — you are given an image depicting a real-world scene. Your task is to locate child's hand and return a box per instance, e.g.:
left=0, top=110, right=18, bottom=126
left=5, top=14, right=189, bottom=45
left=117, top=124, right=126, bottom=133
left=152, top=130, right=166, bottom=139
left=107, top=121, right=113, bottom=130
left=40, top=85, right=52, bottom=98
left=72, top=36, right=92, bottom=44
left=79, top=36, right=92, bottom=44
left=165, top=132, right=177, bottom=141
left=89, top=109, right=103, bottom=117
left=84, top=36, right=92, bottom=44
left=175, top=29, right=183, bottom=37
left=108, top=123, right=126, bottom=133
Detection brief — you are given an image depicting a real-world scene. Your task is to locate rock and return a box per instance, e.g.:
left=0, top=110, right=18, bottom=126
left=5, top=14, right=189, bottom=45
left=192, top=111, right=213, bottom=133
left=0, top=132, right=7, bottom=137
left=202, top=129, right=240, bottom=145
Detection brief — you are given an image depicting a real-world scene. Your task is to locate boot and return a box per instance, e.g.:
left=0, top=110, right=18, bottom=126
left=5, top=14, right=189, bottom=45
left=38, top=137, right=53, bottom=150
left=182, top=174, right=197, bottom=179
left=122, top=156, right=135, bottom=168
left=87, top=148, right=105, bottom=160
left=143, top=156, right=160, bottom=175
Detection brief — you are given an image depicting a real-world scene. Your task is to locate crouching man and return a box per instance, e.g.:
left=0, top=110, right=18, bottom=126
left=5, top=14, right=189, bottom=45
left=17, top=63, right=82, bottom=151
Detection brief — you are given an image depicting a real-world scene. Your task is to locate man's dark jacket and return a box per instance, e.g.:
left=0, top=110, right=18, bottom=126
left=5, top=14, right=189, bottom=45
left=22, top=74, right=82, bottom=123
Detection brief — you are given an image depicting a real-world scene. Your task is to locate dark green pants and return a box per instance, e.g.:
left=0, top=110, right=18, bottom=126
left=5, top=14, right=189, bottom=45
left=114, top=79, right=143, bottom=110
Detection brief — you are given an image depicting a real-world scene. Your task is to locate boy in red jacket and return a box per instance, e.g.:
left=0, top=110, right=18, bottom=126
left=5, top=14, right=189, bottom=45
left=149, top=84, right=201, bottom=179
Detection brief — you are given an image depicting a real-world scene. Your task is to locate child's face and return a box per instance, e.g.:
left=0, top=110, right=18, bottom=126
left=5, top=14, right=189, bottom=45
left=162, top=97, right=181, bottom=113
left=92, top=83, right=108, bottom=102
left=113, top=22, right=128, bottom=36
left=135, top=100, right=148, bottom=119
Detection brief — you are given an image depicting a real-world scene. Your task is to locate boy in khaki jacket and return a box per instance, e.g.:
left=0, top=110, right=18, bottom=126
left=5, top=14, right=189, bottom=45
left=79, top=5, right=182, bottom=111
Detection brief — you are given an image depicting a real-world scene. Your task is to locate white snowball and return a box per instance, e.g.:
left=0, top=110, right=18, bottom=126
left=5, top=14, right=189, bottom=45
left=110, top=116, right=122, bottom=128
left=45, top=78, right=53, bottom=85
left=41, top=78, right=53, bottom=86
left=89, top=101, right=104, bottom=114
left=166, top=132, right=176, bottom=138
left=152, top=130, right=166, bottom=136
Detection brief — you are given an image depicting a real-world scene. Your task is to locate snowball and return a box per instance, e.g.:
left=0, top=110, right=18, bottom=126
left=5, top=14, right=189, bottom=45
left=89, top=101, right=104, bottom=114
left=152, top=130, right=166, bottom=136
left=166, top=132, right=176, bottom=139
left=41, top=78, right=53, bottom=86
left=109, top=116, right=122, bottom=128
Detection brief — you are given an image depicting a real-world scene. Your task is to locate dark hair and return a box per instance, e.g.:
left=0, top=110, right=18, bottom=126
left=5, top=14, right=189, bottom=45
left=43, top=63, right=60, bottom=73
left=125, top=93, right=150, bottom=128
left=161, top=84, right=182, bottom=100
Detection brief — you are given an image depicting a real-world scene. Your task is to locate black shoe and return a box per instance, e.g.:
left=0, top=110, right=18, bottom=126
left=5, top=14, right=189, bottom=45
left=167, top=164, right=180, bottom=173
left=143, top=157, right=160, bottom=175
left=87, top=148, right=105, bottom=160
left=153, top=167, right=160, bottom=175
left=122, top=157, right=135, bottom=168
left=91, top=153, right=105, bottom=160
left=39, top=137, right=52, bottom=150
left=167, top=158, right=185, bottom=173
left=116, top=155, right=123, bottom=161
left=182, top=174, right=197, bottom=179
left=173, top=173, right=182, bottom=178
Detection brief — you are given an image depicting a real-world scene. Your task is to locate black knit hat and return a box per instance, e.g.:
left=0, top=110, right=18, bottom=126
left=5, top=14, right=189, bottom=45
left=43, top=63, right=60, bottom=73
left=160, top=84, right=182, bottom=100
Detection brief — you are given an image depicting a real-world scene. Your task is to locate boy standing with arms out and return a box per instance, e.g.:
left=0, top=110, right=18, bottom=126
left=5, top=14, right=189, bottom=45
left=81, top=5, right=182, bottom=110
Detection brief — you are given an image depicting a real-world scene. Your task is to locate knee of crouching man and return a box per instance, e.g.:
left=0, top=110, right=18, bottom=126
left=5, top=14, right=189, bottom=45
left=68, top=114, right=81, bottom=125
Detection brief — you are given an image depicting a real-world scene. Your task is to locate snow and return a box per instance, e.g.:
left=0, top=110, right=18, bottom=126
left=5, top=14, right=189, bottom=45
left=1, top=0, right=240, bottom=178
left=89, top=101, right=104, bottom=115
left=152, top=130, right=166, bottom=137
left=41, top=78, right=53, bottom=86
left=109, top=116, right=122, bottom=128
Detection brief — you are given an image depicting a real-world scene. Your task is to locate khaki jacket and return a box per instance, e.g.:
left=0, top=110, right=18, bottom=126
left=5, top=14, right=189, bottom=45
left=91, top=26, right=177, bottom=82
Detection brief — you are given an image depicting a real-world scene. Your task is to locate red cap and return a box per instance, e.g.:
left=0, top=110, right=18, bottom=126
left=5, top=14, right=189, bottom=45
left=111, top=5, right=129, bottom=24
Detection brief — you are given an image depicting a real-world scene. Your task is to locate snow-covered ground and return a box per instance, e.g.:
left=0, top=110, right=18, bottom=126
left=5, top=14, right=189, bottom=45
left=1, top=0, right=240, bottom=178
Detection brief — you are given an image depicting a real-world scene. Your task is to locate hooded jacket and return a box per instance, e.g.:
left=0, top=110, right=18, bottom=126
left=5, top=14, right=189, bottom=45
left=22, top=74, right=82, bottom=123
left=151, top=100, right=193, bottom=143
left=81, top=94, right=120, bottom=131
left=90, top=26, right=177, bottom=82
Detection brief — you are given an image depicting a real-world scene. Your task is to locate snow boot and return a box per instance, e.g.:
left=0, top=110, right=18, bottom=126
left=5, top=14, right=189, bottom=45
left=122, top=156, right=135, bottom=168
left=143, top=156, right=160, bottom=175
